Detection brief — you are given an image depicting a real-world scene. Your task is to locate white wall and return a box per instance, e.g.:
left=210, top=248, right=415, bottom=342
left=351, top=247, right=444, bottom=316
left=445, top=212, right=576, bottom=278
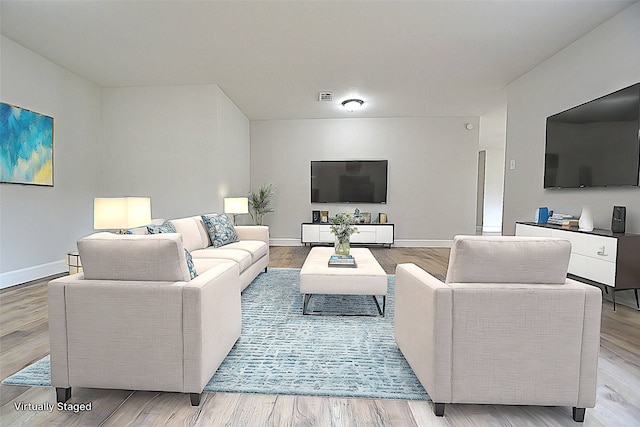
left=0, top=36, right=101, bottom=287
left=100, top=85, right=250, bottom=220
left=503, top=3, right=640, bottom=235
left=250, top=117, right=479, bottom=246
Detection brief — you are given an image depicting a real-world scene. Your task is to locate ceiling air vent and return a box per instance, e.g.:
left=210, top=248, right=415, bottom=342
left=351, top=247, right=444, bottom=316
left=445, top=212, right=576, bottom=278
left=318, top=91, right=333, bottom=102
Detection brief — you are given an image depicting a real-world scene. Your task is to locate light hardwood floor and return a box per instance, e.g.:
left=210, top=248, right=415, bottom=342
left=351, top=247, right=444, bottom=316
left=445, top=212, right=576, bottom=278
left=1, top=246, right=639, bottom=426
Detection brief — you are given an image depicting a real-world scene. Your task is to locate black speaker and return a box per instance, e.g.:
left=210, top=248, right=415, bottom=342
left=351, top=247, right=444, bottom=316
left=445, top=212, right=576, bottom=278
left=312, top=210, right=321, bottom=223
left=611, top=206, right=626, bottom=233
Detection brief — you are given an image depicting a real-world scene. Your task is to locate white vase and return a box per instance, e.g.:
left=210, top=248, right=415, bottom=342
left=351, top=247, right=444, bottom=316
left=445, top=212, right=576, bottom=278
left=578, top=207, right=594, bottom=231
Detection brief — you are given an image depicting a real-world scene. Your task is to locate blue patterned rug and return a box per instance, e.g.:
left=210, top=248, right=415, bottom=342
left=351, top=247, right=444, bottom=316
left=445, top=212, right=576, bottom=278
left=3, top=268, right=429, bottom=400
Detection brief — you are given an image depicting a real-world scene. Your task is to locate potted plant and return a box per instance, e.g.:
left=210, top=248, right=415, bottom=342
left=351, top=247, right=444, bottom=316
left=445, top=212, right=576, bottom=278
left=330, top=213, right=359, bottom=256
left=248, top=184, right=275, bottom=225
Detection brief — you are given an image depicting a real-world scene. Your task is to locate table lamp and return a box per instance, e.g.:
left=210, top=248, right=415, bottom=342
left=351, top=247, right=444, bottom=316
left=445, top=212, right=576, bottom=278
left=94, top=197, right=152, bottom=233
left=224, top=197, right=249, bottom=225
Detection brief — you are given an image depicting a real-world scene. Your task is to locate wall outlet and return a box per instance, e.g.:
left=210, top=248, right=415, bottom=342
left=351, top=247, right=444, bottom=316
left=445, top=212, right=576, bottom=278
left=510, top=159, right=516, bottom=170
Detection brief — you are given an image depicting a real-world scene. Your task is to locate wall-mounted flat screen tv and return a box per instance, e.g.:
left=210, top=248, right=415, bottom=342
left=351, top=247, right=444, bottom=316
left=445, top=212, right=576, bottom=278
left=311, top=160, right=388, bottom=203
left=544, top=82, right=640, bottom=189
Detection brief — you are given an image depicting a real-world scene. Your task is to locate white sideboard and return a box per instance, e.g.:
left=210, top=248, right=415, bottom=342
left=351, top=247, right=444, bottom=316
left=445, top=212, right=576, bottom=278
left=515, top=222, right=640, bottom=310
left=301, top=223, right=394, bottom=248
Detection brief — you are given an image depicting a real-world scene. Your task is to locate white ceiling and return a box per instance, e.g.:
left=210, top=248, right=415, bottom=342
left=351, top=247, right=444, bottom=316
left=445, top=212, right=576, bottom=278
left=0, top=1, right=635, bottom=120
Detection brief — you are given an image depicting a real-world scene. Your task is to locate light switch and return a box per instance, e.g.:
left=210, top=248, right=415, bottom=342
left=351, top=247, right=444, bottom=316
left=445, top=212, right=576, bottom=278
left=510, top=160, right=516, bottom=170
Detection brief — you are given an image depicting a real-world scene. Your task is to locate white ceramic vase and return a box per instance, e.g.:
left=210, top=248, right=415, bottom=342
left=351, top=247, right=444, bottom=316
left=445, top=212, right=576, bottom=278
left=578, top=207, right=594, bottom=231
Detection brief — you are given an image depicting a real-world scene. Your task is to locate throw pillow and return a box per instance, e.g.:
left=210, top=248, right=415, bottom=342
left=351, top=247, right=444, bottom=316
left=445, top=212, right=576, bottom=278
left=201, top=214, right=239, bottom=248
left=185, top=249, right=197, bottom=279
left=147, top=221, right=177, bottom=234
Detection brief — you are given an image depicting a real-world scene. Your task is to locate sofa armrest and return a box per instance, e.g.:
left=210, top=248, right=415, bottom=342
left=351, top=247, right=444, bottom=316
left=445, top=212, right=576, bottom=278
left=235, top=226, right=269, bottom=245
left=182, top=262, right=241, bottom=393
left=48, top=277, right=72, bottom=388
left=573, top=278, right=602, bottom=408
left=394, top=263, right=452, bottom=403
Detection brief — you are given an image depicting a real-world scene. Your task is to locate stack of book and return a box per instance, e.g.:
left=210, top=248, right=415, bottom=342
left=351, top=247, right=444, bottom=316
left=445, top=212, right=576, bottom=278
left=561, top=219, right=580, bottom=229
left=328, top=254, right=357, bottom=268
left=547, top=213, right=574, bottom=225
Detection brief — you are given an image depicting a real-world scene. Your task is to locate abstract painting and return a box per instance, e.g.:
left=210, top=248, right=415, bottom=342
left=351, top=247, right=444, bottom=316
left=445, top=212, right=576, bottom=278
left=1, top=102, right=54, bottom=186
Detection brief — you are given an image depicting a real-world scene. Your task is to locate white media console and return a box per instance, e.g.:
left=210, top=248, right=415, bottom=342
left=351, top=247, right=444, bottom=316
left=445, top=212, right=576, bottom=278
left=301, top=223, right=394, bottom=248
left=516, top=222, right=640, bottom=310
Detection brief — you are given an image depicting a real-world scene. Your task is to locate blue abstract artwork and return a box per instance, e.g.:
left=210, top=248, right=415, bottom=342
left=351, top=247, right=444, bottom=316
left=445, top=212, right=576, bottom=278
left=1, top=103, right=54, bottom=186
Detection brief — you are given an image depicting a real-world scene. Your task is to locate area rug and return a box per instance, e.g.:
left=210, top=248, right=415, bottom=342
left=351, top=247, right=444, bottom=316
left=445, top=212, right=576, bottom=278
left=3, top=268, right=429, bottom=401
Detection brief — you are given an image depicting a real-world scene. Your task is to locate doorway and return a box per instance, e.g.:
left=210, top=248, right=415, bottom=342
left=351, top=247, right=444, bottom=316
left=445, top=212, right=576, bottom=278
left=476, top=150, right=486, bottom=234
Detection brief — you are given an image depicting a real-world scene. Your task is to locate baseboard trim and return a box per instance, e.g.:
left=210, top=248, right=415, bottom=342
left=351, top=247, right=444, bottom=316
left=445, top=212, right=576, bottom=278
left=270, top=238, right=304, bottom=247
left=0, top=260, right=67, bottom=289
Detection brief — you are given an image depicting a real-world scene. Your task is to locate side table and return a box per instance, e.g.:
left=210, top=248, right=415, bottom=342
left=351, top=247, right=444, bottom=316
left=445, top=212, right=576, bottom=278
left=67, top=251, right=82, bottom=274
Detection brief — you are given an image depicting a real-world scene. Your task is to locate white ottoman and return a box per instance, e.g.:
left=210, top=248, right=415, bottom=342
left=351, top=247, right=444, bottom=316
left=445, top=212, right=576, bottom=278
left=299, top=247, right=388, bottom=316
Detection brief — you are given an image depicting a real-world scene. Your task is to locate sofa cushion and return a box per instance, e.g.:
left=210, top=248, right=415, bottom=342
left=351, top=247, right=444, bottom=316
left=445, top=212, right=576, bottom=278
left=191, top=258, right=237, bottom=275
left=77, top=232, right=191, bottom=282
left=201, top=214, right=239, bottom=248
left=147, top=221, right=177, bottom=234
left=170, top=217, right=209, bottom=252
left=223, top=240, right=268, bottom=263
left=191, top=248, right=252, bottom=273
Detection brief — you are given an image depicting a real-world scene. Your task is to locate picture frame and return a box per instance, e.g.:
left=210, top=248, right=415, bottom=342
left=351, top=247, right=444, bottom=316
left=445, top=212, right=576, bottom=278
left=320, top=211, right=329, bottom=223
left=0, top=102, right=54, bottom=186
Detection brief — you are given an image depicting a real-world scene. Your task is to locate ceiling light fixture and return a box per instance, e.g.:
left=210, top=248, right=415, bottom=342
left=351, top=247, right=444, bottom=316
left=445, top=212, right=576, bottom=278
left=341, top=98, right=364, bottom=112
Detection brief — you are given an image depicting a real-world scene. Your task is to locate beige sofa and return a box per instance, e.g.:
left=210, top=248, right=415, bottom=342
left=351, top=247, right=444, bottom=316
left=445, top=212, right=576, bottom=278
left=167, top=215, right=269, bottom=291
left=394, top=235, right=602, bottom=422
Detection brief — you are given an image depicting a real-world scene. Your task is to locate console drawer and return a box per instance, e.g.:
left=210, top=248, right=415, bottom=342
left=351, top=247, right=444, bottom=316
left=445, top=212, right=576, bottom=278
left=569, top=253, right=616, bottom=287
left=351, top=231, right=376, bottom=243
left=585, top=258, right=617, bottom=287
left=566, top=232, right=617, bottom=261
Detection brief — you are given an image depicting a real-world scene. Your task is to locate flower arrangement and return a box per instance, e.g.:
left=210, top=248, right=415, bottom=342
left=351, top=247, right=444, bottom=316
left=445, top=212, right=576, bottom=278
left=330, top=213, right=359, bottom=255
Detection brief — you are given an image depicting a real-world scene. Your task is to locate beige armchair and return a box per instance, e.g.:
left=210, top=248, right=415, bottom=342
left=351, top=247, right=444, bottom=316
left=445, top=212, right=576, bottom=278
left=49, top=232, right=242, bottom=406
left=394, top=236, right=602, bottom=422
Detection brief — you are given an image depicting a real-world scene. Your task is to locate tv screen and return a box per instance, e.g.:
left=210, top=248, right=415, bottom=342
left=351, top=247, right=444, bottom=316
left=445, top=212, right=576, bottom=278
left=544, top=83, right=640, bottom=188
left=311, top=160, right=388, bottom=203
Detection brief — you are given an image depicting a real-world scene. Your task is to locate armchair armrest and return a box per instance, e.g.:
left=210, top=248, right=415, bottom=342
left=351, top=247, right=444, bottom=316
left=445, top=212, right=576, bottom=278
left=394, top=263, right=452, bottom=403
left=48, top=278, right=71, bottom=388
left=235, top=226, right=269, bottom=245
left=182, top=262, right=241, bottom=393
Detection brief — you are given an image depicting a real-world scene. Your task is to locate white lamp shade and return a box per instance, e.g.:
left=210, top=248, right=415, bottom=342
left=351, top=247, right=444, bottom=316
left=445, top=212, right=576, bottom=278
left=94, top=197, right=152, bottom=230
left=224, top=197, right=249, bottom=214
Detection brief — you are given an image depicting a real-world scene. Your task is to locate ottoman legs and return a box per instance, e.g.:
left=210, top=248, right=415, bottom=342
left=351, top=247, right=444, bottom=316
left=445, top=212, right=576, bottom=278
left=302, top=294, right=386, bottom=316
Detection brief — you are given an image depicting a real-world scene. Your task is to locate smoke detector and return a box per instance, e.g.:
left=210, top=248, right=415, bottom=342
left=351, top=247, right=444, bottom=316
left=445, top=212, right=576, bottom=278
left=318, top=91, right=333, bottom=102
